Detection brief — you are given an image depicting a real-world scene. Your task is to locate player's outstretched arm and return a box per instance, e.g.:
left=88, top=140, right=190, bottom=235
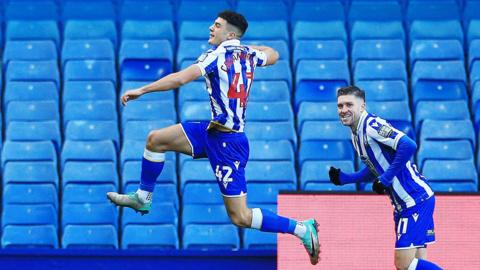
left=121, top=65, right=202, bottom=106
left=329, top=166, right=375, bottom=186
left=248, top=45, right=279, bottom=66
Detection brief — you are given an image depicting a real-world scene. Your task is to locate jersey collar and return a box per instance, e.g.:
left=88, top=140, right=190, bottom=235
left=219, top=39, right=241, bottom=47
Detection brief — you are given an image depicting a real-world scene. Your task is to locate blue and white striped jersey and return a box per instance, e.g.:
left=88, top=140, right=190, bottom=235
left=195, top=39, right=268, bottom=132
left=352, top=111, right=434, bottom=212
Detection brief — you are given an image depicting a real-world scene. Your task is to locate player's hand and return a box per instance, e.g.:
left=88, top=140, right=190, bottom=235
left=328, top=167, right=342, bottom=186
left=121, top=88, right=144, bottom=106
left=372, top=179, right=386, bottom=194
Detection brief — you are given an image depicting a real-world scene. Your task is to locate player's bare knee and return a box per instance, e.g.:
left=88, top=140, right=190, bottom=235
left=227, top=209, right=250, bottom=228
left=394, top=256, right=412, bottom=270
left=146, top=130, right=168, bottom=152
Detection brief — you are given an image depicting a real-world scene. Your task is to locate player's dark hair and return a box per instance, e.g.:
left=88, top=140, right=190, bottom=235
left=218, top=10, right=248, bottom=37
left=337, top=85, right=366, bottom=101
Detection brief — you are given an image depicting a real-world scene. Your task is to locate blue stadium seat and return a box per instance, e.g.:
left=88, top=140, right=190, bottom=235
left=243, top=229, right=276, bottom=250
left=294, top=40, right=347, bottom=68
left=5, top=1, right=58, bottom=20
left=247, top=102, right=294, bottom=122
left=356, top=81, right=408, bottom=102
left=180, top=101, right=211, bottom=121
left=62, top=225, right=118, bottom=249
left=420, top=119, right=475, bottom=149
left=179, top=21, right=215, bottom=40
left=6, top=101, right=59, bottom=125
left=293, top=21, right=347, bottom=44
left=122, top=203, right=177, bottom=228
left=119, top=40, right=173, bottom=81
left=3, top=40, right=57, bottom=65
left=297, top=102, right=338, bottom=130
left=422, top=160, right=477, bottom=184
left=64, top=120, right=120, bottom=148
left=123, top=183, right=179, bottom=211
left=412, top=61, right=466, bottom=94
left=415, top=100, right=470, bottom=128
left=464, top=2, right=480, bottom=27
left=248, top=183, right=296, bottom=204
left=248, top=81, right=290, bottom=102
left=243, top=21, right=289, bottom=42
left=121, top=81, right=174, bottom=103
left=301, top=160, right=355, bottom=190
left=410, top=40, right=464, bottom=68
left=469, top=40, right=480, bottom=69
left=61, top=40, right=115, bottom=67
left=63, top=184, right=116, bottom=204
left=122, top=21, right=175, bottom=46
left=3, top=184, right=58, bottom=208
left=120, top=0, right=173, bottom=21
left=1, top=225, right=58, bottom=248
left=63, top=60, right=116, bottom=84
left=61, top=1, right=115, bottom=20
left=412, top=80, right=467, bottom=106
left=177, top=0, right=230, bottom=21
left=63, top=101, right=117, bottom=126
left=62, top=203, right=117, bottom=229
left=350, top=21, right=405, bottom=43
left=299, top=141, right=355, bottom=166
left=244, top=40, right=290, bottom=60
left=255, top=60, right=292, bottom=88
left=429, top=182, right=478, bottom=192
left=181, top=160, right=216, bottom=192
left=4, top=82, right=58, bottom=107
left=245, top=122, right=297, bottom=148
left=122, top=101, right=176, bottom=128
left=182, top=204, right=230, bottom=231
left=62, top=161, right=119, bottom=188
left=305, top=182, right=357, bottom=192
left=6, top=60, right=60, bottom=86
left=2, top=204, right=57, bottom=228
left=6, top=121, right=61, bottom=149
left=467, top=20, right=480, bottom=46
left=122, top=160, right=176, bottom=185
left=3, top=161, right=58, bottom=187
left=63, top=81, right=116, bottom=104
left=471, top=82, right=480, bottom=110
left=406, top=1, right=461, bottom=23
left=183, top=183, right=223, bottom=205
left=352, top=40, right=406, bottom=67
left=249, top=141, right=294, bottom=162
left=354, top=60, right=407, bottom=83
left=295, top=60, right=350, bottom=108
left=368, top=101, right=412, bottom=122
left=123, top=120, right=174, bottom=141
left=409, top=21, right=464, bottom=46
left=122, top=224, right=178, bottom=249
left=417, top=140, right=474, bottom=170
left=1, top=141, right=57, bottom=167
left=245, top=161, right=296, bottom=185
left=64, top=20, right=117, bottom=46
left=291, top=1, right=345, bottom=24
left=300, top=121, right=351, bottom=142
left=183, top=224, right=239, bottom=250
left=348, top=1, right=402, bottom=23
left=237, top=1, right=287, bottom=21
left=471, top=62, right=480, bottom=89
left=6, top=20, right=60, bottom=47
left=61, top=140, right=117, bottom=170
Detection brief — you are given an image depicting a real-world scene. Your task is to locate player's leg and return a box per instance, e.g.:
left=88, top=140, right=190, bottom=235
left=397, top=249, right=442, bottom=270
left=415, top=247, right=427, bottom=259
left=107, top=123, right=200, bottom=213
left=222, top=195, right=320, bottom=265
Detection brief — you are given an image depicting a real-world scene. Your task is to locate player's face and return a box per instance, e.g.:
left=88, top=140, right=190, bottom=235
left=337, top=94, right=365, bottom=127
left=208, top=18, right=233, bottom=45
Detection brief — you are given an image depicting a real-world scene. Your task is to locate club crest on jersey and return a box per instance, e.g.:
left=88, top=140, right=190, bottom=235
left=378, top=125, right=393, bottom=138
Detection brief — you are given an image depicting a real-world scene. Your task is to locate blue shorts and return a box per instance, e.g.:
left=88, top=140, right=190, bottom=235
left=181, top=121, right=249, bottom=197
left=394, top=196, right=436, bottom=249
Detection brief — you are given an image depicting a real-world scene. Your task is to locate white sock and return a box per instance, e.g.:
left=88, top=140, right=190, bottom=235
left=251, top=208, right=263, bottom=229
left=294, top=222, right=307, bottom=238
left=136, top=189, right=153, bottom=203
left=408, top=258, right=419, bottom=270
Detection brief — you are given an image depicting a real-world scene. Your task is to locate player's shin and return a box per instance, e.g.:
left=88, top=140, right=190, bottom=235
left=251, top=208, right=306, bottom=237
left=408, top=258, right=443, bottom=270
left=138, top=149, right=165, bottom=203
